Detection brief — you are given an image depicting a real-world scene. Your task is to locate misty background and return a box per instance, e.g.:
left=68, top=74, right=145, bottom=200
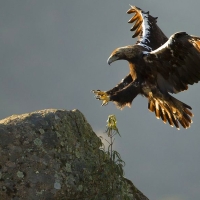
left=0, top=1, right=200, bottom=199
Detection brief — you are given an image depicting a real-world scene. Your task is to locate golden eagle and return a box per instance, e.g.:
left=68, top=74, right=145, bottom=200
left=92, top=5, right=200, bottom=129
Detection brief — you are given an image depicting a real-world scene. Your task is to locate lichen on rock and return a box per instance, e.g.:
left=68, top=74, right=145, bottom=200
left=0, top=109, right=149, bottom=200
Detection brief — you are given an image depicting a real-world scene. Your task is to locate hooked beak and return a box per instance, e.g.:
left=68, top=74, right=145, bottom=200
left=107, top=55, right=119, bottom=65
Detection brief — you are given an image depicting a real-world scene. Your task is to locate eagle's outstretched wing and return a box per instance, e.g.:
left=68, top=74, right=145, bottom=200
left=127, top=5, right=168, bottom=51
left=144, top=32, right=200, bottom=94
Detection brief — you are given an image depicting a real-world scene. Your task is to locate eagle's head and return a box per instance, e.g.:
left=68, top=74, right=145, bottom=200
left=107, top=45, right=137, bottom=65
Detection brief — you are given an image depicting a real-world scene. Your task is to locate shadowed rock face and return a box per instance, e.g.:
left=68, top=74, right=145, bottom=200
left=0, top=109, right=149, bottom=200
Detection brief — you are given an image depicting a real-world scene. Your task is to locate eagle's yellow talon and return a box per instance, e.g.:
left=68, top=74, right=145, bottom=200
left=92, top=90, right=110, bottom=106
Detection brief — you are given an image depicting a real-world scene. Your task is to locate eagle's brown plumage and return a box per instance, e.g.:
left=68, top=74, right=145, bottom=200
left=92, top=5, right=200, bottom=129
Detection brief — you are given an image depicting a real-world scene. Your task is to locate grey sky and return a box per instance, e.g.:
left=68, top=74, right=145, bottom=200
left=0, top=1, right=200, bottom=199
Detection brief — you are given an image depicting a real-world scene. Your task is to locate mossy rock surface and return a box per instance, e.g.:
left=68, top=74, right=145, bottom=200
left=0, top=109, right=149, bottom=200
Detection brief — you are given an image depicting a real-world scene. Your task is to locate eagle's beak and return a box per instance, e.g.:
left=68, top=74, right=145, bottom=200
left=107, top=55, right=119, bottom=65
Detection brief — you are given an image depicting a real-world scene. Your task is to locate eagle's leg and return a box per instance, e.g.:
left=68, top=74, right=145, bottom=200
left=93, top=80, right=140, bottom=108
left=92, top=74, right=133, bottom=106
left=107, top=74, right=133, bottom=95
left=109, top=82, right=140, bottom=108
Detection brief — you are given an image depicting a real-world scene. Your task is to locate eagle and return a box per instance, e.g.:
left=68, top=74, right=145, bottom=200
left=92, top=5, right=200, bottom=129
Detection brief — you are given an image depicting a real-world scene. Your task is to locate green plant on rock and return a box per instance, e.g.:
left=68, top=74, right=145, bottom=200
left=67, top=115, right=133, bottom=200
left=97, top=114, right=132, bottom=200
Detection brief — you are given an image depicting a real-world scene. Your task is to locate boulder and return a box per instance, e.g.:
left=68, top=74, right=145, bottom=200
left=0, top=109, right=149, bottom=200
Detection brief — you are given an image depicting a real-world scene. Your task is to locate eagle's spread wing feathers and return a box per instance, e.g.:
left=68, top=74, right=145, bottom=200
left=145, top=32, right=200, bottom=94
left=127, top=5, right=168, bottom=51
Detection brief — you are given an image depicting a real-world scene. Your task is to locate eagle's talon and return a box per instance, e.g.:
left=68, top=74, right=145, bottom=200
left=92, top=90, right=110, bottom=105
left=102, top=101, right=108, bottom=106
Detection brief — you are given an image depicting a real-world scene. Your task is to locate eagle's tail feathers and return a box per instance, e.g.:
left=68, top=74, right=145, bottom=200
left=148, top=94, right=193, bottom=129
left=154, top=101, right=159, bottom=119
left=148, top=100, right=155, bottom=112
left=184, top=107, right=193, bottom=117
left=160, top=108, right=167, bottom=123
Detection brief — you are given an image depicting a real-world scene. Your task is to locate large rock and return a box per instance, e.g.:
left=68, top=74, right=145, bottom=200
left=0, top=109, right=149, bottom=200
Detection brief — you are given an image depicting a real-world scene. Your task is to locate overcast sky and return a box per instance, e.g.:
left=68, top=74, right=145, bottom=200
left=1, top=1, right=200, bottom=199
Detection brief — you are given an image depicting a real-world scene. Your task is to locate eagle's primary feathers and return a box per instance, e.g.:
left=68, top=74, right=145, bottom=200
left=92, top=5, right=200, bottom=129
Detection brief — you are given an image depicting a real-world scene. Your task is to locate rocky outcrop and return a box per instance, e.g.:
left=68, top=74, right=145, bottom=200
left=0, top=109, right=149, bottom=200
